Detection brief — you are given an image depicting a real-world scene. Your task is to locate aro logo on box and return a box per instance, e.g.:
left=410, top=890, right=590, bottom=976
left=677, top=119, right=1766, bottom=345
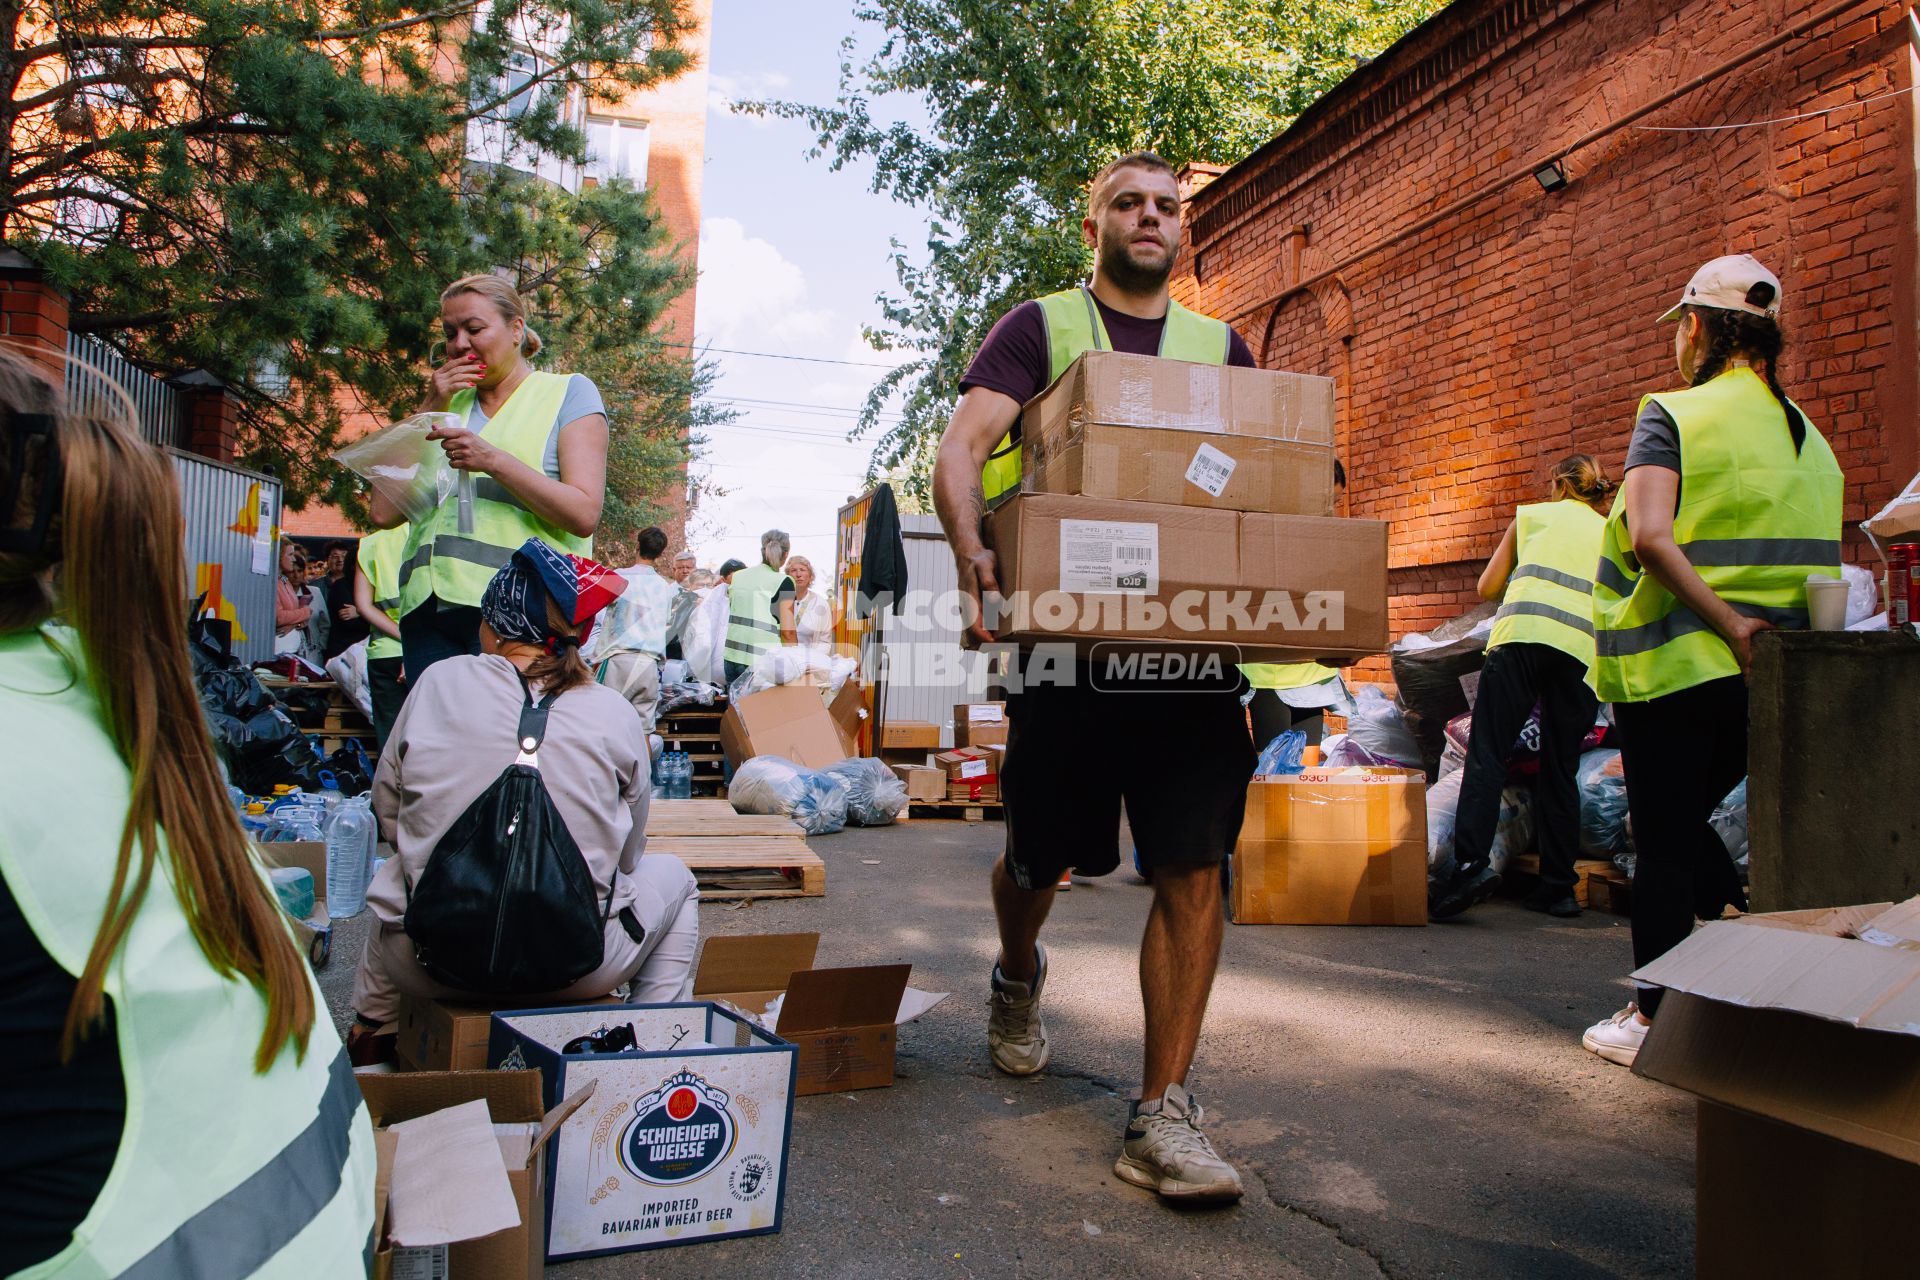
left=1116, top=572, right=1148, bottom=590
left=618, top=1069, right=737, bottom=1186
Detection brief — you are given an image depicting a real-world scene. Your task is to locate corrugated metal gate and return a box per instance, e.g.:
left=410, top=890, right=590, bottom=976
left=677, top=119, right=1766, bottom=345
left=879, top=514, right=991, bottom=750
left=172, top=450, right=282, bottom=665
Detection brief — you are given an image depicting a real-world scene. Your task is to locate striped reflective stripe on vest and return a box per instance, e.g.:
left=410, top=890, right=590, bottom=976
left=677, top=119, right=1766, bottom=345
left=473, top=477, right=531, bottom=511
left=1508, top=564, right=1593, bottom=594
left=1595, top=557, right=1634, bottom=597
left=1595, top=601, right=1808, bottom=658
left=121, top=1048, right=361, bottom=1279
left=732, top=615, right=778, bottom=633
left=1677, top=536, right=1842, bottom=568
left=398, top=534, right=515, bottom=588
left=1494, top=599, right=1595, bottom=635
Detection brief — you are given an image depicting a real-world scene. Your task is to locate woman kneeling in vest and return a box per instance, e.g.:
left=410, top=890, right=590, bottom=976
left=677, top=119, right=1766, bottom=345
left=1428, top=454, right=1611, bottom=921
left=0, top=349, right=374, bottom=1276
left=347, top=540, right=699, bottom=1062
left=1580, top=256, right=1843, bottom=1067
left=373, top=275, right=611, bottom=683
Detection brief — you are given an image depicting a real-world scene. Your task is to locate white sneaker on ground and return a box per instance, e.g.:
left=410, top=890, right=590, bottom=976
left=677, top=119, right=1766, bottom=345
left=1582, top=1004, right=1649, bottom=1066
left=1114, top=1084, right=1245, bottom=1203
left=988, top=943, right=1050, bottom=1076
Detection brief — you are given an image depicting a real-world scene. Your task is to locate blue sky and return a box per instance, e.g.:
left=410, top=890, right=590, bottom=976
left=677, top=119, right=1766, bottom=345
left=688, top=2, right=927, bottom=583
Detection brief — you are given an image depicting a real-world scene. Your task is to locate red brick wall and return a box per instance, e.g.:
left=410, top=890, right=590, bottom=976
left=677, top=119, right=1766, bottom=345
left=1177, top=0, right=1918, bottom=683
left=0, top=273, right=70, bottom=374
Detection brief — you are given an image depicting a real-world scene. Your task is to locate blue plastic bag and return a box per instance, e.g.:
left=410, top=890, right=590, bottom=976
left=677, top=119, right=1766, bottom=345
left=1255, top=730, right=1308, bottom=776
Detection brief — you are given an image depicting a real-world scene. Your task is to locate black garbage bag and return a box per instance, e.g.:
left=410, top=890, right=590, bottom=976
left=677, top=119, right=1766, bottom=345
left=1388, top=603, right=1497, bottom=781
left=190, top=624, right=314, bottom=792
left=403, top=680, right=612, bottom=993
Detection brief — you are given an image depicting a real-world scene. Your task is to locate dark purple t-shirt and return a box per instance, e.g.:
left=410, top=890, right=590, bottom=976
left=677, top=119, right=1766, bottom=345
left=960, top=294, right=1257, bottom=439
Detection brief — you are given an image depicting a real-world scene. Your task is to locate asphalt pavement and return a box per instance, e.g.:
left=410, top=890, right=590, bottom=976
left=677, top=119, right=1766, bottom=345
left=321, top=816, right=1693, bottom=1279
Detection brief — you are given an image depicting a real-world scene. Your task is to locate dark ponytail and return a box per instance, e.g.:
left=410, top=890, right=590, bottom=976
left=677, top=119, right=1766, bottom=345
left=1685, top=292, right=1807, bottom=455
left=523, top=595, right=594, bottom=694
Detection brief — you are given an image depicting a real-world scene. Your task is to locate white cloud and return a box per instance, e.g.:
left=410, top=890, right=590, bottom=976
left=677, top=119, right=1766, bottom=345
left=707, top=71, right=793, bottom=127
left=695, top=217, right=833, bottom=347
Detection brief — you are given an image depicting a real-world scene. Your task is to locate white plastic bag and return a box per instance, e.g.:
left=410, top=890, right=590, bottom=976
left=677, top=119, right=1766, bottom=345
left=1427, top=772, right=1533, bottom=877
left=728, top=756, right=848, bottom=836
left=1345, top=684, right=1421, bottom=769
left=332, top=413, right=463, bottom=525
left=1710, top=778, right=1749, bottom=869
left=820, top=757, right=908, bottom=826
left=324, top=639, right=373, bottom=720
left=1842, top=563, right=1879, bottom=626
left=684, top=586, right=730, bottom=687
left=1863, top=469, right=1920, bottom=552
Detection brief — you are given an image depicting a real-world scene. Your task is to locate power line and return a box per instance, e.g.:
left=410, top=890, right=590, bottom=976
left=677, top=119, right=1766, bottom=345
left=668, top=340, right=911, bottom=369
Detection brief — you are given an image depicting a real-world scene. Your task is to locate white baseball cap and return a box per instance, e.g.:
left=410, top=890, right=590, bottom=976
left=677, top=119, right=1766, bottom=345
left=1658, top=254, right=1782, bottom=323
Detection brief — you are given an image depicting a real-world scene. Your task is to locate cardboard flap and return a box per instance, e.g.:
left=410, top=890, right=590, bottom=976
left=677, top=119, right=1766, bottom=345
left=529, top=1080, right=598, bottom=1166
left=1861, top=899, right=1920, bottom=947
left=1633, top=915, right=1920, bottom=1036
left=358, top=1068, right=547, bottom=1126
left=387, top=1099, right=522, bottom=1247
left=695, top=932, right=821, bottom=997
left=372, top=1126, right=398, bottom=1246
left=777, top=964, right=913, bottom=1033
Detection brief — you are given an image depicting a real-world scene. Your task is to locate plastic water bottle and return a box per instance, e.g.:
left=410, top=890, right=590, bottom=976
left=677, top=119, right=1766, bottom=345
left=667, top=752, right=694, bottom=799
left=325, top=796, right=375, bottom=919
left=270, top=807, right=324, bottom=844
left=240, top=802, right=273, bottom=841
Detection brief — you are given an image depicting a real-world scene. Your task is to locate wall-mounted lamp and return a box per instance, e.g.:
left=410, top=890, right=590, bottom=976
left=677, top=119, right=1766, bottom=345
left=1533, top=160, right=1569, bottom=192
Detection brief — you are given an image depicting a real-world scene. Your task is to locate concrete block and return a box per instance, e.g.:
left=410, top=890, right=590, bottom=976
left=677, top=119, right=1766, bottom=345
left=1748, top=629, right=1920, bottom=912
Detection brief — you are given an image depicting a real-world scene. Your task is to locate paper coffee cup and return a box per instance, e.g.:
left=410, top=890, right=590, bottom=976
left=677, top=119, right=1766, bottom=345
left=1805, top=575, right=1849, bottom=630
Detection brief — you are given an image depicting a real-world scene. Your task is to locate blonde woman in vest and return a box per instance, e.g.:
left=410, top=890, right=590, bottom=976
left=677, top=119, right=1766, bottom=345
left=1581, top=256, right=1843, bottom=1067
left=1428, top=454, right=1611, bottom=921
left=0, top=348, right=373, bottom=1275
left=370, top=274, right=609, bottom=681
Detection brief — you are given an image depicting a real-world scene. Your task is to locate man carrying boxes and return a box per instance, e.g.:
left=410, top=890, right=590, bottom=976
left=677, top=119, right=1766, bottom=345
left=931, top=151, right=1257, bottom=1203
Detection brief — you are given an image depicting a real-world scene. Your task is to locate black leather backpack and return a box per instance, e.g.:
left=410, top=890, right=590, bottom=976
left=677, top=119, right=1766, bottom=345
left=403, top=677, right=613, bottom=992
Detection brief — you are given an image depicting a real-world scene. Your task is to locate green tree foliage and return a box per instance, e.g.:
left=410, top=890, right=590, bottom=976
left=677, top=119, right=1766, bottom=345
left=1, top=0, right=715, bottom=527
left=753, top=0, right=1445, bottom=496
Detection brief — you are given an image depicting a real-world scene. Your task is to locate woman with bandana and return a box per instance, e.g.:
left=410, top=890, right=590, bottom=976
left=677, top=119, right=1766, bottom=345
left=346, top=539, right=699, bottom=1061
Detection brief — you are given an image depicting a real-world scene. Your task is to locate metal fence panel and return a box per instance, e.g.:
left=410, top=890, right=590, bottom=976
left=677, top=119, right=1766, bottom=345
left=878, top=513, right=991, bottom=750
left=65, top=332, right=186, bottom=449
left=172, top=451, right=282, bottom=666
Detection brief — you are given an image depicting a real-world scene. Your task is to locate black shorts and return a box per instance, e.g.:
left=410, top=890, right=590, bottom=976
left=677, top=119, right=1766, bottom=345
left=999, top=674, right=1255, bottom=890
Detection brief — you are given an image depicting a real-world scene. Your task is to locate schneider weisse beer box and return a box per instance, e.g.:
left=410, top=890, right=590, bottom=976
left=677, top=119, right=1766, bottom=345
left=489, top=1003, right=796, bottom=1261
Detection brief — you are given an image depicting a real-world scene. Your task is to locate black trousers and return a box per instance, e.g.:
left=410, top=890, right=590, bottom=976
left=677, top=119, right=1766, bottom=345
left=367, top=655, right=407, bottom=750
left=1614, top=675, right=1749, bottom=1016
left=1454, top=642, right=1598, bottom=892
left=399, top=599, right=482, bottom=683
left=1247, top=690, right=1325, bottom=751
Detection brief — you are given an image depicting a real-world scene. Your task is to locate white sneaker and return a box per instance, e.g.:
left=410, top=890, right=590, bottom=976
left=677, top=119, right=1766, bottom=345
left=1582, top=1004, right=1649, bottom=1066
left=1115, top=1084, right=1244, bottom=1203
left=987, top=943, right=1050, bottom=1076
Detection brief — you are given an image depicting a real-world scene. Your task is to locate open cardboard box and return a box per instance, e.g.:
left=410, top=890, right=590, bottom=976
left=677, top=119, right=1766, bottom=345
left=694, top=933, right=947, bottom=1095
left=397, top=993, right=625, bottom=1072
left=719, top=682, right=859, bottom=770
left=362, top=1069, right=592, bottom=1280
left=1633, top=898, right=1920, bottom=1277
left=254, top=840, right=333, bottom=969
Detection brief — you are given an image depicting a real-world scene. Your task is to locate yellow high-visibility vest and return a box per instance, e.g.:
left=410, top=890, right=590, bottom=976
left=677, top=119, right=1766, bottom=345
left=723, top=562, right=787, bottom=668
left=980, top=286, right=1233, bottom=504
left=1487, top=500, right=1606, bottom=667
left=397, top=372, right=591, bottom=615
left=0, top=625, right=375, bottom=1278
left=357, top=524, right=408, bottom=661
left=1591, top=367, right=1843, bottom=702
left=1240, top=661, right=1338, bottom=691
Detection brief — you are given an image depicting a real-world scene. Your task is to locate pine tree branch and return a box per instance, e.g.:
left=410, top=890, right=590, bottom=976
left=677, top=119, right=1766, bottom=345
left=8, top=118, right=287, bottom=189
left=10, top=68, right=190, bottom=115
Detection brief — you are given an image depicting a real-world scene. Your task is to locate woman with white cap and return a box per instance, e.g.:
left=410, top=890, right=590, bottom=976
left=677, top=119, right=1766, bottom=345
left=1580, top=255, right=1843, bottom=1066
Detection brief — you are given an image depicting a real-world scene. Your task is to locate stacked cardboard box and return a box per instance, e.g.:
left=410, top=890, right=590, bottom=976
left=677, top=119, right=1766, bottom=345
left=934, top=745, right=999, bottom=803
left=888, top=762, right=947, bottom=803
left=953, top=702, right=1008, bottom=748
left=984, top=351, right=1389, bottom=665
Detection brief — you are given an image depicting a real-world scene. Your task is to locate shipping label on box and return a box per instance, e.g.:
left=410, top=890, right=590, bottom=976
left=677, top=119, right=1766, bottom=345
left=952, top=702, right=1009, bottom=749
left=490, top=1004, right=795, bottom=1261
left=1058, top=518, right=1159, bottom=594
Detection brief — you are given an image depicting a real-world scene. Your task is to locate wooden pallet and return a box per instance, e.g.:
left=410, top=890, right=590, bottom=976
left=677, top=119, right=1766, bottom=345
left=906, top=800, right=1004, bottom=823
left=644, top=800, right=824, bottom=899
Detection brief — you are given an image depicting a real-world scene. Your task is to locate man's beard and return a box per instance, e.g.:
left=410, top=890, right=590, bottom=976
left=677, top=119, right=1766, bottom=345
left=1098, top=235, right=1175, bottom=294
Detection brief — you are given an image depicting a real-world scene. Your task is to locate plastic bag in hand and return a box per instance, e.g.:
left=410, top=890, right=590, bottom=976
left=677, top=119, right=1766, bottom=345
left=332, top=412, right=463, bottom=525
left=728, top=756, right=848, bottom=836
left=821, top=757, right=909, bottom=826
left=1255, top=730, right=1307, bottom=776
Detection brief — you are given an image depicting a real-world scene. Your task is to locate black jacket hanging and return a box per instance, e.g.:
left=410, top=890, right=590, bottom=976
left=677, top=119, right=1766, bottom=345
left=403, top=677, right=613, bottom=993
left=855, top=482, right=909, bottom=617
